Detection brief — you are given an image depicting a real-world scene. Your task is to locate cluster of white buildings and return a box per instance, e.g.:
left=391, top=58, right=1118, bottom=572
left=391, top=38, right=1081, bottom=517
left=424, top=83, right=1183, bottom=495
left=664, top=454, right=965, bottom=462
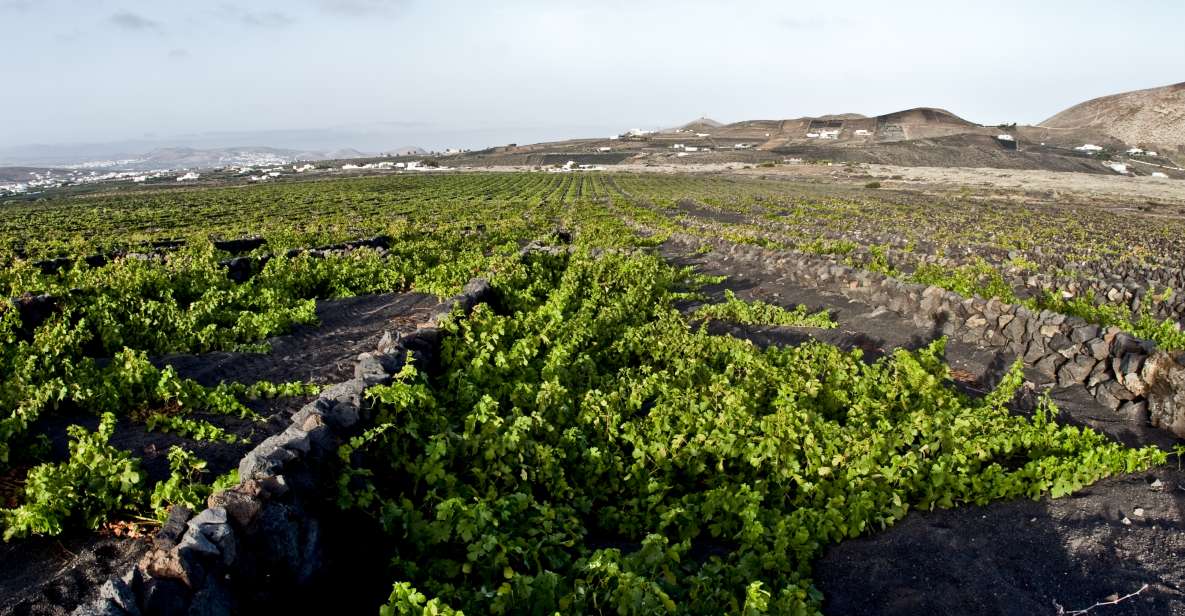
left=342, top=162, right=398, bottom=170
left=1127, top=147, right=1160, bottom=157
left=670, top=143, right=714, bottom=153
left=548, top=160, right=602, bottom=172
left=340, top=161, right=452, bottom=172
left=806, top=129, right=840, bottom=140
left=248, top=171, right=283, bottom=182
left=668, top=129, right=712, bottom=137
left=0, top=169, right=175, bottom=195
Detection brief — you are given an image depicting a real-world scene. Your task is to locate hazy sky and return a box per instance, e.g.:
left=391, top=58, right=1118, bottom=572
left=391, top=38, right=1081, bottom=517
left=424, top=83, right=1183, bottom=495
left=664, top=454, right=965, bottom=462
left=1, top=0, right=1183, bottom=152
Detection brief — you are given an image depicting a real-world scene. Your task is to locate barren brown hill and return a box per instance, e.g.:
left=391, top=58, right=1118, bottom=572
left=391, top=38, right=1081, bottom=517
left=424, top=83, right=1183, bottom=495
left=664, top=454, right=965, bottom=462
left=1040, top=81, right=1185, bottom=149
left=678, top=117, right=724, bottom=131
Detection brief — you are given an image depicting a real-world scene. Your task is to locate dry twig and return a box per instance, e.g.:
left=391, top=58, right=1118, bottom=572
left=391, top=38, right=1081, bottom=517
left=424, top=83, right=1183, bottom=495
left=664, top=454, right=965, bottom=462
left=1053, top=584, right=1150, bottom=615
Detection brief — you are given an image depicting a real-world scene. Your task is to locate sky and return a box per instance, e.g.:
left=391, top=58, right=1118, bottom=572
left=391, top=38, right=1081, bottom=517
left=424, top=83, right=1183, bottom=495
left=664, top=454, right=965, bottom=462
left=1, top=0, right=1183, bottom=156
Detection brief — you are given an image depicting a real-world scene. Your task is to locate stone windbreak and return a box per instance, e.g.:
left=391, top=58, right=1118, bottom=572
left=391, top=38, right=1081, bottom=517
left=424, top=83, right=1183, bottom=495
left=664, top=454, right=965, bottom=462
left=668, top=233, right=1185, bottom=440
left=71, top=279, right=492, bottom=616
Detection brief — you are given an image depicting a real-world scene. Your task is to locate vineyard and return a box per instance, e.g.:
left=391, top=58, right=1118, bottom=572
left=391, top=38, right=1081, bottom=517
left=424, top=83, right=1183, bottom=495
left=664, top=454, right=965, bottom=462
left=1, top=172, right=1183, bottom=615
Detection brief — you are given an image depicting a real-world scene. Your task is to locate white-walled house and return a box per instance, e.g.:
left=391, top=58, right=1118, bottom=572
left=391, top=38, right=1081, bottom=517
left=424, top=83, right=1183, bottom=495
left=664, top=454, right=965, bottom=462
left=176, top=172, right=200, bottom=182
left=1075, top=144, right=1103, bottom=152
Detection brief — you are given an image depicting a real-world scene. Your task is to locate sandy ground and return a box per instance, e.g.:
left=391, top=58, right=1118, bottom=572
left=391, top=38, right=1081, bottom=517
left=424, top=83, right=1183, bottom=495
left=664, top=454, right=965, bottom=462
left=455, top=160, right=1185, bottom=205
left=860, top=163, right=1185, bottom=203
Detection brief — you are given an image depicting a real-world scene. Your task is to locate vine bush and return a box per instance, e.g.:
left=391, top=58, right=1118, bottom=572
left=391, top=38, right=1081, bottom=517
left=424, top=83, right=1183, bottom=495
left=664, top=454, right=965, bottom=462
left=340, top=251, right=1164, bottom=615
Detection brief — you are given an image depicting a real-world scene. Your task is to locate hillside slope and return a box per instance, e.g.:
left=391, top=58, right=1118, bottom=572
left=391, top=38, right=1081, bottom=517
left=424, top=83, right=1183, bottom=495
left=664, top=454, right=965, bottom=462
left=1041, top=81, right=1185, bottom=149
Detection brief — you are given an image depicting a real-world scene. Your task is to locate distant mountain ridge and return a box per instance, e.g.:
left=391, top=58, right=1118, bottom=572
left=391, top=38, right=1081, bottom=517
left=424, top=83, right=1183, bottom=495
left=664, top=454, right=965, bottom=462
left=0, top=145, right=429, bottom=171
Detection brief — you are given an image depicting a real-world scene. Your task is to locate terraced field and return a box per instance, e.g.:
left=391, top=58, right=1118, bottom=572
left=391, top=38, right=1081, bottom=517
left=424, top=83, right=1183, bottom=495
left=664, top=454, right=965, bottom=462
left=1, top=172, right=1183, bottom=615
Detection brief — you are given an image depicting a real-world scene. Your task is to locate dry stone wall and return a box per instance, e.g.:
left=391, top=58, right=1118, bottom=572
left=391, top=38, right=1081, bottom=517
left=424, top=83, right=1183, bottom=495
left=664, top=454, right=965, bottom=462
left=688, top=216, right=1185, bottom=323
left=668, top=233, right=1185, bottom=440
left=70, top=278, right=493, bottom=616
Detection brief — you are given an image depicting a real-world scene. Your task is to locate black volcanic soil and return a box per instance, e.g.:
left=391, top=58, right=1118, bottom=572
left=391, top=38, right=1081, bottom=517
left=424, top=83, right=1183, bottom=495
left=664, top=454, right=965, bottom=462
left=774, top=134, right=1108, bottom=174
left=0, top=292, right=440, bottom=616
left=661, top=242, right=1185, bottom=615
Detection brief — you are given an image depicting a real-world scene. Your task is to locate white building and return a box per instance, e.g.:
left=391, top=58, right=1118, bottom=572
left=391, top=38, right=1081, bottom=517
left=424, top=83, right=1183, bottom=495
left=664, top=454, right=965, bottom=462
left=734, top=143, right=753, bottom=149
left=684, top=146, right=700, bottom=152
left=1104, top=162, right=1129, bottom=174
left=695, top=132, right=710, bottom=138
left=293, top=164, right=315, bottom=172
left=854, top=129, right=873, bottom=136
left=1075, top=144, right=1104, bottom=152
left=176, top=172, right=200, bottom=182
left=1127, top=147, right=1145, bottom=155
left=806, top=132, right=820, bottom=139
left=818, top=129, right=840, bottom=140
left=598, top=146, right=612, bottom=152
left=997, top=134, right=1015, bottom=142
left=1151, top=172, right=1169, bottom=178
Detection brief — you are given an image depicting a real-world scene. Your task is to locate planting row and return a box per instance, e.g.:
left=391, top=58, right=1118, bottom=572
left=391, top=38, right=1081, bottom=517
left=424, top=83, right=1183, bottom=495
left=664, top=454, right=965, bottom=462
left=662, top=232, right=1185, bottom=440
left=82, top=250, right=1170, bottom=615
left=603, top=174, right=1185, bottom=339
